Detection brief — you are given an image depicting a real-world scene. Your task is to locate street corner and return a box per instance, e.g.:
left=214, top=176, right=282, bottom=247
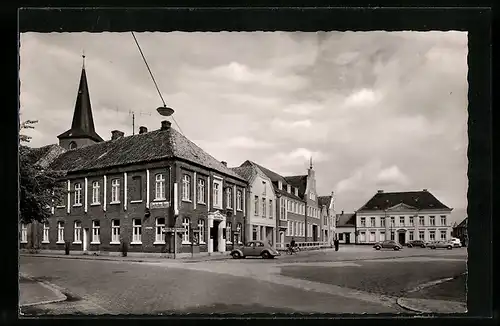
left=19, top=274, right=67, bottom=308
left=396, top=297, right=467, bottom=314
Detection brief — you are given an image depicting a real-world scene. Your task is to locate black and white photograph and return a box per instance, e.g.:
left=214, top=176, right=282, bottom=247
left=18, top=28, right=469, bottom=315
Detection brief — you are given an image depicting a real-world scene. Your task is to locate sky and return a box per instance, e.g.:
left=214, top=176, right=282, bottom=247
left=19, top=31, right=468, bottom=223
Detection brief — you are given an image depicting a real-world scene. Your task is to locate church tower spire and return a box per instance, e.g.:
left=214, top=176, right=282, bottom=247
left=57, top=54, right=103, bottom=150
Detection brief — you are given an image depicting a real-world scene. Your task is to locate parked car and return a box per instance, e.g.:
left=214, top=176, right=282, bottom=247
left=230, top=240, right=281, bottom=259
left=449, top=238, right=462, bottom=248
left=427, top=241, right=453, bottom=250
left=373, top=240, right=403, bottom=251
left=406, top=240, right=427, bottom=248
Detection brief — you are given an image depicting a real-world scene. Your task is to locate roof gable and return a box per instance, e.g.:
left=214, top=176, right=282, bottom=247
left=318, top=195, right=332, bottom=207
left=386, top=202, right=418, bottom=212
left=357, top=190, right=451, bottom=212
left=284, top=175, right=307, bottom=198
left=50, top=127, right=245, bottom=181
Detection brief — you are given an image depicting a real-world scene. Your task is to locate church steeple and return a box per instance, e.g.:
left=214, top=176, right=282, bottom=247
left=58, top=54, right=103, bottom=150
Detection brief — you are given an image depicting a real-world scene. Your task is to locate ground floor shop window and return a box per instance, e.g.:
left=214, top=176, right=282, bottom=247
left=339, top=233, right=343, bottom=241
left=369, top=232, right=376, bottom=242
left=359, top=232, right=366, bottom=242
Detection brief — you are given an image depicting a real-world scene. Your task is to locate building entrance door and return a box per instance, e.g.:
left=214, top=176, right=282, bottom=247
left=312, top=225, right=318, bottom=241
left=345, top=233, right=351, bottom=244
left=83, top=228, right=89, bottom=252
left=212, top=220, right=220, bottom=251
left=398, top=232, right=405, bottom=245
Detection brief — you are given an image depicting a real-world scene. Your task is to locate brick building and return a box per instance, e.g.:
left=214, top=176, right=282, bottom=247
left=20, top=62, right=247, bottom=257
left=355, top=189, right=453, bottom=245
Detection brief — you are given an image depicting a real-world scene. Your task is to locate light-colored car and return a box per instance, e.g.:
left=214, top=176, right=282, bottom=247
left=428, top=241, right=453, bottom=250
left=449, top=238, right=462, bottom=248
left=373, top=240, right=403, bottom=251
left=230, top=241, right=281, bottom=259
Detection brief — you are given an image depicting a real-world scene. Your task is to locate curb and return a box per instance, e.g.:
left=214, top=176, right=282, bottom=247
left=396, top=297, right=467, bottom=314
left=19, top=273, right=67, bottom=308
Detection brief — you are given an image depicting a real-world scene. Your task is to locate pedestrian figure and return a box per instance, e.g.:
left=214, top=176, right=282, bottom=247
left=289, top=238, right=296, bottom=254
left=334, top=235, right=339, bottom=252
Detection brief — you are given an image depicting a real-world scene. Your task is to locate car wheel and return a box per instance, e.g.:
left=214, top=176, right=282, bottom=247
left=447, top=246, right=453, bottom=250
left=407, top=244, right=413, bottom=248
left=261, top=251, right=270, bottom=259
left=421, top=245, right=426, bottom=248
left=394, top=247, right=400, bottom=251
left=374, top=246, right=381, bottom=250
left=231, top=252, right=241, bottom=259
left=431, top=246, right=436, bottom=249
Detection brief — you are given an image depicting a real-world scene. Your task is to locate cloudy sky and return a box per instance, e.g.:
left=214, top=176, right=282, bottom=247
left=19, top=31, right=468, bottom=222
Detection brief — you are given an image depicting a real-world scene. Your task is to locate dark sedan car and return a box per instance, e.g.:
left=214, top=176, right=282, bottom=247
left=373, top=240, right=403, bottom=251
left=230, top=241, right=281, bottom=259
left=406, top=240, right=427, bottom=248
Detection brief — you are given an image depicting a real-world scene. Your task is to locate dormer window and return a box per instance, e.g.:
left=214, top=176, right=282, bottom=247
left=278, top=181, right=283, bottom=190
left=69, top=141, right=77, bottom=150
left=294, top=187, right=298, bottom=196
left=287, top=185, right=291, bottom=193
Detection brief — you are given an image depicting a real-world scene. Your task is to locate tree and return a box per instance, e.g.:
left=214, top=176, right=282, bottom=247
left=19, top=120, right=65, bottom=223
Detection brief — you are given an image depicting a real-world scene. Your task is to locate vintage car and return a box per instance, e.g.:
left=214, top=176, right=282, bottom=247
left=427, top=241, right=453, bottom=250
left=449, top=238, right=462, bottom=248
left=406, top=240, right=427, bottom=248
left=373, top=240, right=403, bottom=251
left=230, top=240, right=281, bottom=259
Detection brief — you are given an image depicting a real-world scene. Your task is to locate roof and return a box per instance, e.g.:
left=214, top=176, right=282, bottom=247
left=230, top=166, right=255, bottom=181
left=318, top=195, right=332, bottom=207
left=58, top=66, right=103, bottom=143
left=456, top=217, right=468, bottom=228
left=284, top=175, right=307, bottom=198
left=336, top=213, right=356, bottom=227
left=49, top=126, right=245, bottom=181
left=23, top=144, right=66, bottom=169
left=357, top=190, right=451, bottom=212
left=242, top=160, right=303, bottom=201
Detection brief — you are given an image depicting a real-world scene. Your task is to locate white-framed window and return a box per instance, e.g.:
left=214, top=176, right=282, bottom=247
left=213, top=180, right=222, bottom=208
left=429, top=230, right=436, bottom=241
left=236, top=223, right=242, bottom=243
left=42, top=222, right=50, bottom=243
left=409, top=231, right=414, bottom=241
left=111, top=219, right=120, bottom=243
left=226, top=222, right=232, bottom=244
left=57, top=221, right=64, bottom=243
left=132, top=219, right=142, bottom=243
left=390, top=217, right=395, bottom=226
left=379, top=232, right=385, bottom=242
left=197, top=179, right=206, bottom=204
left=254, top=195, right=259, bottom=216
left=419, top=231, right=425, bottom=240
left=226, top=187, right=233, bottom=208
left=111, top=179, right=120, bottom=203
left=430, top=216, right=436, bottom=226
left=91, top=181, right=100, bottom=204
left=440, top=215, right=447, bottom=226
left=380, top=217, right=386, bottom=227
left=291, top=221, right=295, bottom=236
left=182, top=174, right=191, bottom=201
left=369, top=232, right=376, bottom=242
left=419, top=216, right=425, bottom=226
left=294, top=187, right=298, bottom=196
left=20, top=223, right=28, bottom=243
left=287, top=184, right=291, bottom=193
left=360, top=217, right=366, bottom=227
left=236, top=190, right=242, bottom=210
left=440, top=230, right=447, bottom=241
left=155, top=174, right=166, bottom=200
left=74, top=221, right=81, bottom=243
left=182, top=217, right=190, bottom=244
left=198, top=219, right=205, bottom=244
left=92, top=220, right=100, bottom=243
left=278, top=180, right=283, bottom=190
left=409, top=216, right=414, bottom=226
left=399, top=216, right=405, bottom=226
left=280, top=198, right=286, bottom=221
left=74, top=182, right=82, bottom=205
left=269, top=200, right=273, bottom=219
left=286, top=221, right=290, bottom=236
left=359, top=231, right=366, bottom=242
left=262, top=181, right=266, bottom=195
left=262, top=198, right=266, bottom=217
left=155, top=218, right=165, bottom=243
left=370, top=217, right=376, bottom=227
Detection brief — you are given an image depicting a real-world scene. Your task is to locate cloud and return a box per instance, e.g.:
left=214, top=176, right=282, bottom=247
left=269, top=148, right=327, bottom=167
left=376, top=165, right=410, bottom=186
left=343, top=88, right=382, bottom=107
left=271, top=118, right=312, bottom=129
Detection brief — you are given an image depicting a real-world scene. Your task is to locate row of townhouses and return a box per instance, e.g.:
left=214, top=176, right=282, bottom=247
left=335, top=189, right=455, bottom=245
left=19, top=62, right=336, bottom=256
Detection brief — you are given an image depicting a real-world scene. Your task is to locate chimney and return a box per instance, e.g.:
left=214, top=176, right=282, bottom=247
left=377, top=189, right=384, bottom=193
left=161, top=120, right=171, bottom=131
left=111, top=130, right=124, bottom=140
left=139, top=126, right=148, bottom=134
left=423, top=188, right=428, bottom=192
left=221, top=161, right=227, bottom=167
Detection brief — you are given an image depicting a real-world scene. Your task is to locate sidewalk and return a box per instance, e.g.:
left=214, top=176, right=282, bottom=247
left=397, top=297, right=467, bottom=314
left=19, top=274, right=67, bottom=307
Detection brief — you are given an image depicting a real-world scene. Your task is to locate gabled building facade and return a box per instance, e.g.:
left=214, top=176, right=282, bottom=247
left=20, top=62, right=247, bottom=257
left=335, top=211, right=356, bottom=244
left=318, top=194, right=336, bottom=245
left=231, top=162, right=276, bottom=247
left=355, top=189, right=453, bottom=245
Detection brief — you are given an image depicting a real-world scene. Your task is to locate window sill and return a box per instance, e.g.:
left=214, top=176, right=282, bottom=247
left=90, top=203, right=101, bottom=206
left=20, top=241, right=28, bottom=244
left=73, top=204, right=83, bottom=207
left=130, top=241, right=142, bottom=245
left=182, top=199, right=192, bottom=203
left=90, top=242, right=101, bottom=245
left=227, top=206, right=233, bottom=210
left=56, top=206, right=65, bottom=209
left=236, top=209, right=242, bottom=212
left=153, top=198, right=166, bottom=202
left=110, top=201, right=121, bottom=205
left=199, top=242, right=206, bottom=245
left=72, top=241, right=82, bottom=244
left=41, top=241, right=49, bottom=244
left=197, top=201, right=206, bottom=205
left=226, top=242, right=232, bottom=245
left=130, top=200, right=143, bottom=204
left=110, top=241, right=121, bottom=245
left=182, top=241, right=192, bottom=245
left=153, top=241, right=166, bottom=245
left=56, top=241, right=65, bottom=244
